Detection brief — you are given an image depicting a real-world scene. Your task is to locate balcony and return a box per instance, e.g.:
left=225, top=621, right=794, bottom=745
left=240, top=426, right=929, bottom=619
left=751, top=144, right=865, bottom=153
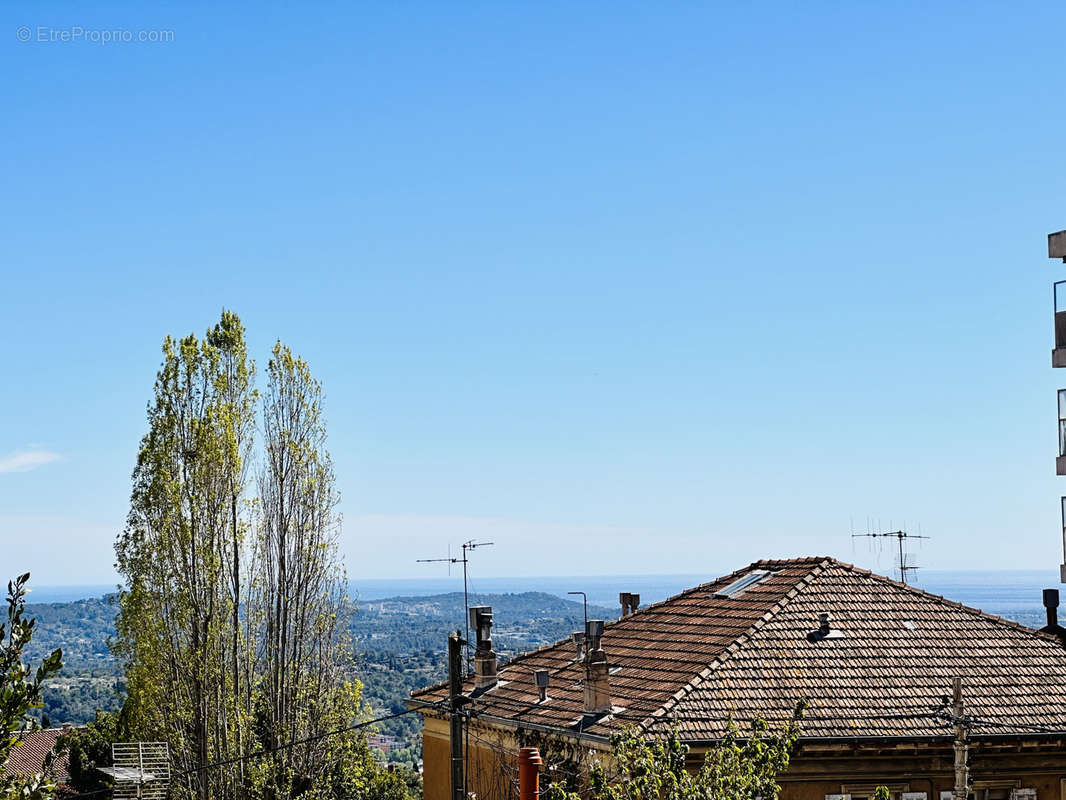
left=1054, top=281, right=1066, bottom=367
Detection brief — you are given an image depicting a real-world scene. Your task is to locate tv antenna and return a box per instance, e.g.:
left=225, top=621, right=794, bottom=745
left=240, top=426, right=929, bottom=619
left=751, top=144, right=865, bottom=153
left=98, top=742, right=170, bottom=800
left=418, top=539, right=494, bottom=671
left=851, top=528, right=929, bottom=585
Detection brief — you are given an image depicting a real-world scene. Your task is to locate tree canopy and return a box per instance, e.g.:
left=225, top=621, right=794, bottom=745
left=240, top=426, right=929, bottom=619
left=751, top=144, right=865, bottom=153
left=113, top=311, right=412, bottom=800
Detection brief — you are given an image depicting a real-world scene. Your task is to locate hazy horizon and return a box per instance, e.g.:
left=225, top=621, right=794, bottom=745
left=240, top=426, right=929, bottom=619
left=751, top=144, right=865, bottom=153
left=25, top=566, right=1064, bottom=607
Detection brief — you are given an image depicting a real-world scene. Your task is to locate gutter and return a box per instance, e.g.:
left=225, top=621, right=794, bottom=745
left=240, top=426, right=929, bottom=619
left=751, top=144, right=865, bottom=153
left=407, top=696, right=612, bottom=746
left=410, top=698, right=1066, bottom=750
left=669, top=731, right=1066, bottom=748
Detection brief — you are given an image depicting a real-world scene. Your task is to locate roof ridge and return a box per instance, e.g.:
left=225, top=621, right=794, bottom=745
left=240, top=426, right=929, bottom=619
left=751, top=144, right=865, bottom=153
left=828, top=560, right=1064, bottom=645
left=638, top=557, right=834, bottom=731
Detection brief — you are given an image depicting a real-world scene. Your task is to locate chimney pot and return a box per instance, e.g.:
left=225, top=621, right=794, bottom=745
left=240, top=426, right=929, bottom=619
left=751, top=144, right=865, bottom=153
left=817, top=611, right=831, bottom=635
left=518, top=747, right=543, bottom=800
left=585, top=619, right=605, bottom=653
left=470, top=605, right=497, bottom=689
left=619, top=592, right=642, bottom=616
left=572, top=631, right=585, bottom=659
left=534, top=669, right=549, bottom=701
left=1045, top=589, right=1061, bottom=629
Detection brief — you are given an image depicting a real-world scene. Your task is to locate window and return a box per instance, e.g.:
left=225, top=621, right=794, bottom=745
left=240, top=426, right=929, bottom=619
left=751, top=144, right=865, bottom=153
left=840, top=783, right=912, bottom=800
left=971, top=780, right=1023, bottom=800
left=714, top=570, right=772, bottom=599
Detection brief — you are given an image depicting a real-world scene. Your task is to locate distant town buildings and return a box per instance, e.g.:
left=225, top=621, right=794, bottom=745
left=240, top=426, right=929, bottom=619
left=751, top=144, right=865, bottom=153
left=367, top=733, right=403, bottom=756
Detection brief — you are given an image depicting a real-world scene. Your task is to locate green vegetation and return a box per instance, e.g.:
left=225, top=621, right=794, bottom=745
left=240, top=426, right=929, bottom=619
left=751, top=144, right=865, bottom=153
left=111, top=312, right=406, bottom=800
left=25, top=589, right=610, bottom=769
left=543, top=702, right=806, bottom=800
left=58, top=709, right=124, bottom=795
left=353, top=590, right=612, bottom=765
left=1, top=573, right=65, bottom=800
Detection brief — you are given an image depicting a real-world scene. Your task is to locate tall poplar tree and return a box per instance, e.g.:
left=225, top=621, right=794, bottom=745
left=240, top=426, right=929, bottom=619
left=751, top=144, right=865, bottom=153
left=208, top=312, right=258, bottom=782
left=114, top=311, right=255, bottom=800
left=249, top=342, right=354, bottom=799
left=114, top=316, right=400, bottom=800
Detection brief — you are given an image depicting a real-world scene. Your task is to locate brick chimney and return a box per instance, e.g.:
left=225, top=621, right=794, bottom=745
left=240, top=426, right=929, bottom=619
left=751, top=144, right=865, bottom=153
left=618, top=592, right=641, bottom=616
left=583, top=619, right=611, bottom=715
left=469, top=605, right=497, bottom=689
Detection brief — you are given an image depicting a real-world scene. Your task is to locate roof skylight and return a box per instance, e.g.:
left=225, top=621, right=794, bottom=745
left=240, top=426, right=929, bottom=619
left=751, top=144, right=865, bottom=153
left=714, top=569, right=772, bottom=599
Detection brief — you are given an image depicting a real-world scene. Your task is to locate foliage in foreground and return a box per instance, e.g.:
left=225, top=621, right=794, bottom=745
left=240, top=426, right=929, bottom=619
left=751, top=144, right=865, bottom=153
left=58, top=709, right=125, bottom=795
left=544, top=701, right=806, bottom=800
left=0, top=574, right=64, bottom=800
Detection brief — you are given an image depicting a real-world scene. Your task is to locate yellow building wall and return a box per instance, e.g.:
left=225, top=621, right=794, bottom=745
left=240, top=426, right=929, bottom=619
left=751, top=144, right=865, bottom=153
left=421, top=715, right=1066, bottom=800
left=422, top=717, right=525, bottom=800
left=422, top=718, right=452, bottom=800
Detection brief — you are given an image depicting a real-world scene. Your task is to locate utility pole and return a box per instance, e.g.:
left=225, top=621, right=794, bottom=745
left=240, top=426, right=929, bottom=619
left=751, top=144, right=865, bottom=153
left=851, top=529, right=929, bottom=584
left=448, top=631, right=466, bottom=800
left=951, top=677, right=970, bottom=800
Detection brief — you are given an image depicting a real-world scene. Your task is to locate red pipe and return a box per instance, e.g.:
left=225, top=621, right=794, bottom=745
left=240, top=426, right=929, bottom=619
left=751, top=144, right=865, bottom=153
left=518, top=746, right=542, bottom=800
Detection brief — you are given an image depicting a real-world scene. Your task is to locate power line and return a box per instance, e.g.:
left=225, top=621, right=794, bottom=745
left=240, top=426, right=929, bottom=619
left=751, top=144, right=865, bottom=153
left=56, top=706, right=447, bottom=800
left=172, top=705, right=439, bottom=778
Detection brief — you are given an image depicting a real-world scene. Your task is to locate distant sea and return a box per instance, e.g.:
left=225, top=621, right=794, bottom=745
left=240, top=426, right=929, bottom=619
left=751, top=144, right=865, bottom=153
left=352, top=570, right=1063, bottom=629
left=29, top=570, right=1063, bottom=629
left=29, top=585, right=119, bottom=603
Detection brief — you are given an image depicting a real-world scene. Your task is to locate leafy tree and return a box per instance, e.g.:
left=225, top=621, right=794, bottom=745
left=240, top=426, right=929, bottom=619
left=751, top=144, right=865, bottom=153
left=58, top=709, right=124, bottom=794
left=249, top=341, right=353, bottom=799
left=115, top=313, right=413, bottom=800
left=208, top=311, right=258, bottom=776
left=0, top=574, right=64, bottom=800
left=114, top=311, right=255, bottom=800
left=247, top=682, right=409, bottom=800
left=545, top=702, right=806, bottom=800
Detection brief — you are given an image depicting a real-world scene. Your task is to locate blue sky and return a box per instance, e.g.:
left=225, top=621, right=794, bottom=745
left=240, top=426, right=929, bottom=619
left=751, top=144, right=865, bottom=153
left=2, top=2, right=1065, bottom=585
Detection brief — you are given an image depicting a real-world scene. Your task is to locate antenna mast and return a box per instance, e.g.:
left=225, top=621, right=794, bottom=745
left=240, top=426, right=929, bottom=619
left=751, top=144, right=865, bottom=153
left=851, top=529, right=929, bottom=584
left=417, top=539, right=494, bottom=672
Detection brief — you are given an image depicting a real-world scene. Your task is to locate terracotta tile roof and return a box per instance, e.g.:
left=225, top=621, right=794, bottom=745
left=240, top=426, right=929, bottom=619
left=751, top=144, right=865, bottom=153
left=411, top=557, right=1066, bottom=742
left=3, top=728, right=72, bottom=782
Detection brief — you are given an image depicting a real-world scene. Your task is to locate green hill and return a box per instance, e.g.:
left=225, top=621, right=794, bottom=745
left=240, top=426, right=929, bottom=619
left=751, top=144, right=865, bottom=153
left=20, top=589, right=614, bottom=762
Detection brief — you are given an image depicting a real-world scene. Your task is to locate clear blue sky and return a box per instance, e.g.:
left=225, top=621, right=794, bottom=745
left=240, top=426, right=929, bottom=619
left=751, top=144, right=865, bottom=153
left=2, top=2, right=1065, bottom=585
